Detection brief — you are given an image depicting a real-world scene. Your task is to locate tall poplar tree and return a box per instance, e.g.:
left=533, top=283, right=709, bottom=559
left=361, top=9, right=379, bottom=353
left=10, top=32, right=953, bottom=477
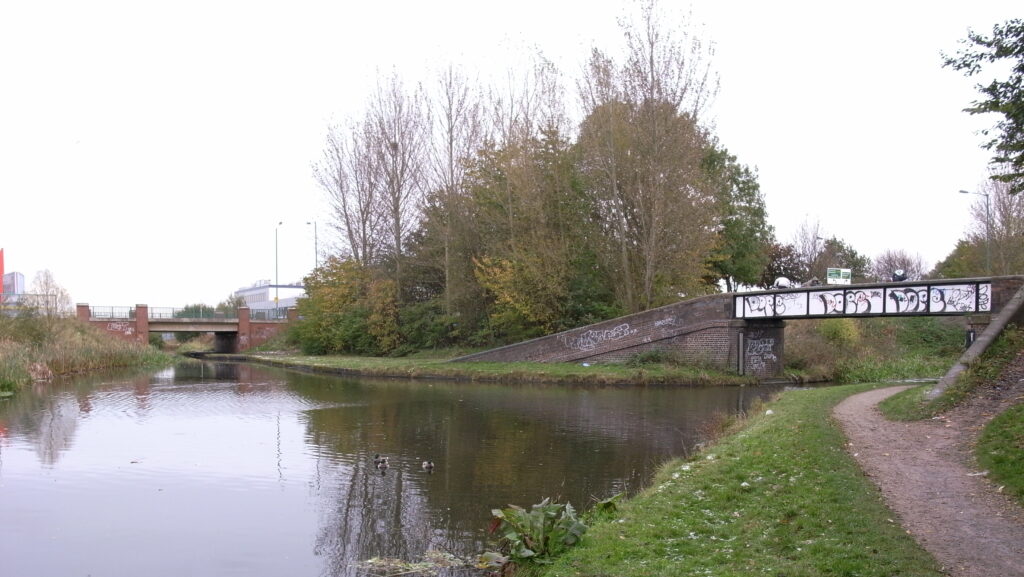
left=578, top=2, right=719, bottom=311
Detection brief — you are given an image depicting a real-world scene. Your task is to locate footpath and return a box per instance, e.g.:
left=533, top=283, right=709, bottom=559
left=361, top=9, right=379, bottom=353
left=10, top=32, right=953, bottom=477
left=833, top=353, right=1024, bottom=577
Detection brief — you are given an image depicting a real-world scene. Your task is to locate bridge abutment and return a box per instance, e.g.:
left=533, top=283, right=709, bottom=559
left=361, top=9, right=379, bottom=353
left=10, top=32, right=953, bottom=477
left=736, top=320, right=786, bottom=377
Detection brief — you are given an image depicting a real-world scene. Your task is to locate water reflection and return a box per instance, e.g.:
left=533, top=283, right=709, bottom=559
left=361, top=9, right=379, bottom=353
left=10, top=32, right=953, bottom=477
left=0, top=361, right=784, bottom=577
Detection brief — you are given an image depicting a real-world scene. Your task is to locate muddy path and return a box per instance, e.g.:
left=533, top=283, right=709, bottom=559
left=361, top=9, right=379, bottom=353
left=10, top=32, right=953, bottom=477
left=832, top=356, right=1024, bottom=577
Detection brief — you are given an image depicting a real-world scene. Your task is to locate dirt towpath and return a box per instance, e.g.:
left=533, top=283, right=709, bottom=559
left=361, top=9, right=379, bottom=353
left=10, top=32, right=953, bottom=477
left=833, top=357, right=1024, bottom=577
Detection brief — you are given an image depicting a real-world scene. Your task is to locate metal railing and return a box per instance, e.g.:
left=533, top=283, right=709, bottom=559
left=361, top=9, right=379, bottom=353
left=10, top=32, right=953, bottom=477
left=148, top=307, right=239, bottom=320
left=249, top=307, right=291, bottom=320
left=87, top=306, right=284, bottom=320
left=89, top=306, right=137, bottom=319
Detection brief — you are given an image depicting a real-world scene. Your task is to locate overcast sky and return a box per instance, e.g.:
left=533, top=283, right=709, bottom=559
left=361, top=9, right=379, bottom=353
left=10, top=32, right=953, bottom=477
left=0, top=0, right=1016, bottom=307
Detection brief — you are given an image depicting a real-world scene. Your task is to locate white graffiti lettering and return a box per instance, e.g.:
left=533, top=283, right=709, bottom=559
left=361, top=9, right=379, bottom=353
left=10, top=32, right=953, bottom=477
left=561, top=323, right=637, bottom=352
left=106, top=322, right=134, bottom=335
left=745, top=337, right=777, bottom=373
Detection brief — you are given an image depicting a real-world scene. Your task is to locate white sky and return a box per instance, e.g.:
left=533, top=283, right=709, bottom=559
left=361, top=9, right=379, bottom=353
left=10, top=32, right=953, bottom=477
left=0, top=0, right=1016, bottom=307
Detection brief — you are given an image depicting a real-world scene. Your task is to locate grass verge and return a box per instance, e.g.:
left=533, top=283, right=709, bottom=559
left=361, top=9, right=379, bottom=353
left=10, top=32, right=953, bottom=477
left=976, top=403, right=1024, bottom=505
left=532, top=384, right=943, bottom=577
left=202, top=352, right=759, bottom=386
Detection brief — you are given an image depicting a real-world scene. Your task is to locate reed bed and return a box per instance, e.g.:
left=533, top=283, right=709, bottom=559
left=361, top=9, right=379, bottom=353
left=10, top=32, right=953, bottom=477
left=0, top=314, right=169, bottom=393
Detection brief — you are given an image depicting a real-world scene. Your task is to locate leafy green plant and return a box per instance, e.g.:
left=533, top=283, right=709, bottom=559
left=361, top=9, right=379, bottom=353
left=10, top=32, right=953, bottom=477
left=819, top=317, right=860, bottom=347
left=484, top=498, right=587, bottom=568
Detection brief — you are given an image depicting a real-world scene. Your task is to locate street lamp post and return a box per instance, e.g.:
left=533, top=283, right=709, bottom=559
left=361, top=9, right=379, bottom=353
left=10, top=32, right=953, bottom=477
left=959, top=189, right=991, bottom=276
left=306, top=221, right=318, bottom=268
left=275, top=221, right=282, bottom=306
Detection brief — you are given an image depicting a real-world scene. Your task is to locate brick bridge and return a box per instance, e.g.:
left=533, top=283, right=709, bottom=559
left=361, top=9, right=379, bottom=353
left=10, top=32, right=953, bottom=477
left=76, top=304, right=297, bottom=353
left=454, top=276, right=1024, bottom=378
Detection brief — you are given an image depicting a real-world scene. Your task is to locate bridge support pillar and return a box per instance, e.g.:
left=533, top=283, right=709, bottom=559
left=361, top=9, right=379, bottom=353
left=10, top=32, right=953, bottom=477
left=134, top=305, right=149, bottom=345
left=736, top=320, right=785, bottom=377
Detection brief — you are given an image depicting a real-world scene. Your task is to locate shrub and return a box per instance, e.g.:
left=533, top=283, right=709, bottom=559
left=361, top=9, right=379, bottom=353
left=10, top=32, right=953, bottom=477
left=626, top=349, right=669, bottom=367
left=818, top=318, right=861, bottom=348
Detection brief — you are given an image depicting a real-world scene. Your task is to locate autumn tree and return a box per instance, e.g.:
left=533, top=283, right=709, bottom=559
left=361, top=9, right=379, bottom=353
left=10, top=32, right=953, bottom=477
left=816, top=237, right=871, bottom=282
left=577, top=2, right=719, bottom=311
left=703, top=144, right=773, bottom=291
left=425, top=65, right=485, bottom=315
left=944, top=19, right=1024, bottom=194
left=932, top=239, right=984, bottom=278
left=760, top=242, right=803, bottom=288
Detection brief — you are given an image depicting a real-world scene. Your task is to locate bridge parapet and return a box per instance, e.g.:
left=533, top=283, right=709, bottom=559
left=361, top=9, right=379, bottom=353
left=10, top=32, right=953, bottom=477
left=76, top=304, right=296, bottom=352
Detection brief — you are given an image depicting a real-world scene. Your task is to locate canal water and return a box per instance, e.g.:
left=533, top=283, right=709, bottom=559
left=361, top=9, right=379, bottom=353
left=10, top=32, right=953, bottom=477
left=0, top=361, right=786, bottom=576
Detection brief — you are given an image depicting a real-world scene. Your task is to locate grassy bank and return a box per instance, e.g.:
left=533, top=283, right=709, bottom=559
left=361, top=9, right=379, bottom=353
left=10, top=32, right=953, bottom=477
left=529, top=384, right=942, bottom=577
left=214, top=351, right=759, bottom=386
left=976, top=403, right=1024, bottom=504
left=0, top=313, right=171, bottom=393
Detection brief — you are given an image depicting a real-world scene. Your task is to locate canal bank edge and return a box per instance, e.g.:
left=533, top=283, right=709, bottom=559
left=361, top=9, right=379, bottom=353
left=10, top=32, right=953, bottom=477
left=185, top=351, right=795, bottom=387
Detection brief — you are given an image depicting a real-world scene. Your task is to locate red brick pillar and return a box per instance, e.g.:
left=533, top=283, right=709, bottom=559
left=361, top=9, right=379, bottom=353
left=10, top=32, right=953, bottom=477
left=287, top=307, right=298, bottom=322
left=135, top=305, right=149, bottom=344
left=237, top=307, right=251, bottom=351
left=76, top=303, right=90, bottom=322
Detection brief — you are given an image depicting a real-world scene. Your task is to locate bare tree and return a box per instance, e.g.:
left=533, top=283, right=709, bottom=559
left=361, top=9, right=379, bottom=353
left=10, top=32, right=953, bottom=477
left=30, top=269, right=71, bottom=317
left=367, top=73, right=429, bottom=298
left=967, top=169, right=1024, bottom=275
left=313, top=122, right=384, bottom=266
left=427, top=65, right=485, bottom=314
left=871, top=249, right=928, bottom=281
left=792, top=219, right=826, bottom=282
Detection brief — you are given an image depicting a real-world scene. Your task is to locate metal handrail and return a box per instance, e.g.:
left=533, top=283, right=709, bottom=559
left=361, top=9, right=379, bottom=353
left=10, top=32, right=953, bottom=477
left=86, top=306, right=282, bottom=320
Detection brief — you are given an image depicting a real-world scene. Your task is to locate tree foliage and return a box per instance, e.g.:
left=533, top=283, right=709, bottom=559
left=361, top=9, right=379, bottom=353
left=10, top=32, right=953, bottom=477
left=944, top=19, right=1024, bottom=194
left=295, top=2, right=840, bottom=355
left=760, top=243, right=803, bottom=288
left=577, top=3, right=719, bottom=311
left=703, top=145, right=773, bottom=291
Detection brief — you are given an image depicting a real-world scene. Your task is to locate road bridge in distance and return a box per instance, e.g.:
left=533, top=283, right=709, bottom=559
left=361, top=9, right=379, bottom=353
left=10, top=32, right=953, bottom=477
left=75, top=304, right=297, bottom=353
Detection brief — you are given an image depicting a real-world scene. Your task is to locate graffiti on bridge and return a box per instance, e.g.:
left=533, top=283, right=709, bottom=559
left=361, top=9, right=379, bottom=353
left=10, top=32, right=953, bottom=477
left=560, top=323, right=638, bottom=352
left=886, top=287, right=929, bottom=313
left=736, top=282, right=991, bottom=318
left=106, top=321, right=134, bottom=336
left=809, top=289, right=883, bottom=315
left=746, top=338, right=776, bottom=372
left=738, top=293, right=808, bottom=317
